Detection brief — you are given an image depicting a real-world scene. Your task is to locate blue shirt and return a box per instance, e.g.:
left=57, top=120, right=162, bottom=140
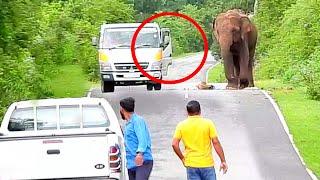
left=124, top=113, right=153, bottom=169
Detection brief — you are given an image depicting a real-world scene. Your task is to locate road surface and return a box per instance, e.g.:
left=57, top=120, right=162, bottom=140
left=90, top=53, right=313, bottom=180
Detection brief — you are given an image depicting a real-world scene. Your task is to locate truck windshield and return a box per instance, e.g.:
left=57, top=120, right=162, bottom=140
left=8, top=105, right=110, bottom=131
left=102, top=27, right=160, bottom=49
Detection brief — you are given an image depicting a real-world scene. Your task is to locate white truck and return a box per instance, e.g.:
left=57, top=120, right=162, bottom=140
left=0, top=98, right=126, bottom=180
left=92, top=23, right=172, bottom=92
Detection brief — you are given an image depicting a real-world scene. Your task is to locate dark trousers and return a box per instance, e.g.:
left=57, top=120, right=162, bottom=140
left=128, top=160, right=153, bottom=180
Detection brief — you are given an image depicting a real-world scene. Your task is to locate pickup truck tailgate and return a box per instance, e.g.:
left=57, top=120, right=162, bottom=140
left=0, top=133, right=111, bottom=179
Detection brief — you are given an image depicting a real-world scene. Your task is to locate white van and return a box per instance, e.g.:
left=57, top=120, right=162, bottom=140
left=93, top=23, right=172, bottom=92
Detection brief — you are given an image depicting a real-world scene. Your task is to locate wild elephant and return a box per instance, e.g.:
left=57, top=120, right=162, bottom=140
left=213, top=9, right=257, bottom=89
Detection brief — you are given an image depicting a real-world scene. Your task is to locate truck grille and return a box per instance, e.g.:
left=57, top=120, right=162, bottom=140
left=114, top=63, right=149, bottom=70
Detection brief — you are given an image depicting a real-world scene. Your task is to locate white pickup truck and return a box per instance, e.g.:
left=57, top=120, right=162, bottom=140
left=92, top=23, right=172, bottom=92
left=0, top=98, right=126, bottom=180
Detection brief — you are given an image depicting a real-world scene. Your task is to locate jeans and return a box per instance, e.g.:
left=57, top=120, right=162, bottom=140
left=187, top=167, right=216, bottom=180
left=128, top=160, right=153, bottom=180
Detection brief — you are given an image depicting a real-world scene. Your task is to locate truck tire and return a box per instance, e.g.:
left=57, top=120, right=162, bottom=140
left=101, top=81, right=114, bottom=93
left=154, top=83, right=162, bottom=90
left=147, top=83, right=153, bottom=91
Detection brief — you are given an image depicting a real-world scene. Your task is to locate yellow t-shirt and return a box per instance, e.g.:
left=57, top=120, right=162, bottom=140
left=173, top=115, right=218, bottom=168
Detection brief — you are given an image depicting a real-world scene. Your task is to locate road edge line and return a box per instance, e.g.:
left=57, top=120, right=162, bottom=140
left=205, top=60, right=220, bottom=83
left=261, top=90, right=318, bottom=180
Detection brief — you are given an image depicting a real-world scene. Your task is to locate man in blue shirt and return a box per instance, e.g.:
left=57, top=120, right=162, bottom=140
left=120, top=97, right=153, bottom=180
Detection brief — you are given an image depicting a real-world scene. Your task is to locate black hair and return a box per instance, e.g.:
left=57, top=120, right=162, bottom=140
left=186, top=100, right=201, bottom=115
left=120, top=97, right=135, bottom=113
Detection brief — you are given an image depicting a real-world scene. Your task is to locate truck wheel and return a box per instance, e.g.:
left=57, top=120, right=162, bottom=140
left=154, top=83, right=162, bottom=90
left=147, top=83, right=153, bottom=91
left=101, top=81, right=114, bottom=93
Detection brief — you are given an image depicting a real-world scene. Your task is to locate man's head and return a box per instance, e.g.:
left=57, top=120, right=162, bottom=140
left=119, top=97, right=135, bottom=120
left=186, top=100, right=201, bottom=116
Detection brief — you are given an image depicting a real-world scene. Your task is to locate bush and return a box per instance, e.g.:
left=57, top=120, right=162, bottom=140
left=255, top=0, right=297, bottom=54
left=256, top=0, right=320, bottom=100
left=305, top=47, right=320, bottom=100
left=256, top=0, right=320, bottom=80
left=0, top=0, right=135, bottom=121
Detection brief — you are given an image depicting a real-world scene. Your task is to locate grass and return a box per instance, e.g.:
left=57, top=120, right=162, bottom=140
left=50, top=64, right=95, bottom=98
left=208, top=65, right=320, bottom=177
left=207, top=62, right=225, bottom=83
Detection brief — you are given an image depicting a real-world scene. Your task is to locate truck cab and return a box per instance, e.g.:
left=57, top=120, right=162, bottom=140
left=93, top=23, right=172, bottom=92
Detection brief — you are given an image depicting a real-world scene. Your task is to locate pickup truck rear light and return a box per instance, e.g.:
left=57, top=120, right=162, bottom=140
left=109, top=145, right=121, bottom=172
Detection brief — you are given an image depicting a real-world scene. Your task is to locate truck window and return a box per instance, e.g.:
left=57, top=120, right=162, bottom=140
left=60, top=105, right=81, bottom=129
left=37, top=106, right=57, bottom=130
left=8, top=108, right=34, bottom=131
left=103, top=28, right=160, bottom=49
left=83, top=105, right=110, bottom=128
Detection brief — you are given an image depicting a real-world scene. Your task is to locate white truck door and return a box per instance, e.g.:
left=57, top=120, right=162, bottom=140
left=161, top=28, right=172, bottom=76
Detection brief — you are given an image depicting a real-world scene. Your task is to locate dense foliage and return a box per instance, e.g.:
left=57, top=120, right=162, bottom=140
left=0, top=0, right=134, bottom=120
left=255, top=0, right=320, bottom=100
left=135, top=0, right=255, bottom=56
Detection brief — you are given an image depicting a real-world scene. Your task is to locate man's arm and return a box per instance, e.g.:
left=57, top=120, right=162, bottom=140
left=133, top=119, right=148, bottom=153
left=133, top=118, right=148, bottom=166
left=212, top=137, right=228, bottom=173
left=172, top=138, right=184, bottom=165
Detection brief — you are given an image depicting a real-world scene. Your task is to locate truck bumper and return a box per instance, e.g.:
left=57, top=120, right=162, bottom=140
left=101, top=71, right=161, bottom=86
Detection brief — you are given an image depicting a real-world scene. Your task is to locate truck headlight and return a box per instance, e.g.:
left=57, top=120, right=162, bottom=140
left=100, top=62, right=112, bottom=71
left=151, top=62, right=162, bottom=70
left=154, top=50, right=163, bottom=61
left=99, top=52, right=109, bottom=62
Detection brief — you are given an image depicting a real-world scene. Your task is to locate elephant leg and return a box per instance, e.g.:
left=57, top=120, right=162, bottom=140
left=233, top=55, right=240, bottom=87
left=239, top=44, right=250, bottom=89
left=248, top=47, right=256, bottom=87
left=222, top=50, right=237, bottom=89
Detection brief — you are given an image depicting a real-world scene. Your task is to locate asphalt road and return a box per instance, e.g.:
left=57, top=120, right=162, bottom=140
left=90, top=53, right=313, bottom=180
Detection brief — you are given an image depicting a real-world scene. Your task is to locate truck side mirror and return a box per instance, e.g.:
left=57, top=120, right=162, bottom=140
left=160, top=28, right=171, bottom=48
left=92, top=37, right=98, bottom=46
left=164, top=36, right=170, bottom=46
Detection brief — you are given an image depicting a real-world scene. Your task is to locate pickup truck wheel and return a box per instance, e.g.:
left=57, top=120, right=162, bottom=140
left=147, top=83, right=153, bottom=91
left=101, top=81, right=114, bottom=93
left=154, top=83, right=162, bottom=90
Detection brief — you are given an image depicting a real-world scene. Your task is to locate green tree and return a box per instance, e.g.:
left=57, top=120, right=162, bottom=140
left=0, top=0, right=135, bottom=120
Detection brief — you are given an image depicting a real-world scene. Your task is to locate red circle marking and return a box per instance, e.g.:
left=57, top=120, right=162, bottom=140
left=130, top=12, right=209, bottom=84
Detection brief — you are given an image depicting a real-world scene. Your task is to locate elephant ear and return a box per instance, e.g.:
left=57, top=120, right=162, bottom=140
left=245, top=25, right=252, bottom=33
left=241, top=25, right=252, bottom=40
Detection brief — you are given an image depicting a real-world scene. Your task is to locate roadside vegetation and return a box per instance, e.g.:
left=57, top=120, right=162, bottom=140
left=208, top=0, right=320, bottom=177
left=50, top=65, right=94, bottom=98
left=137, top=0, right=255, bottom=56
left=255, top=1, right=320, bottom=176
left=0, top=0, right=135, bottom=121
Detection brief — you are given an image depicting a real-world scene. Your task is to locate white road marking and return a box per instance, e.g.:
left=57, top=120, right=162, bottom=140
left=261, top=90, right=318, bottom=180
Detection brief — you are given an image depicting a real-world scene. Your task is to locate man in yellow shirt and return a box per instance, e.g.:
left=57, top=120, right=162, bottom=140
left=172, top=100, right=228, bottom=180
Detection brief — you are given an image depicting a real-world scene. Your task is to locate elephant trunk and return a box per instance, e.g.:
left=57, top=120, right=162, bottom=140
left=232, top=27, right=241, bottom=43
